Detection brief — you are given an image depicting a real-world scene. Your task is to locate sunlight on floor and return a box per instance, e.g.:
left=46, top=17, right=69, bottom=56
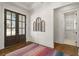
left=64, top=39, right=76, bottom=46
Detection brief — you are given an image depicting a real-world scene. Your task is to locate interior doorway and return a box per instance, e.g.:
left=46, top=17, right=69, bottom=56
left=64, top=11, right=78, bottom=46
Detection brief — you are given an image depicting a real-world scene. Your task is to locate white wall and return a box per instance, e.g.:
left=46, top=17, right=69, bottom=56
left=54, top=9, right=65, bottom=44
left=28, top=2, right=72, bottom=48
left=0, top=3, right=30, bottom=49
left=54, top=3, right=79, bottom=47
left=30, top=7, right=54, bottom=48
left=0, top=3, right=4, bottom=49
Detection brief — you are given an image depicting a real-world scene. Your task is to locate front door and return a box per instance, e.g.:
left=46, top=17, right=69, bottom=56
left=4, top=9, right=26, bottom=47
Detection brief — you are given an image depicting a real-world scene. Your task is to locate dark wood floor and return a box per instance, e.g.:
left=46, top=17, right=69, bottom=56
left=0, top=42, right=32, bottom=56
left=0, top=42, right=78, bottom=56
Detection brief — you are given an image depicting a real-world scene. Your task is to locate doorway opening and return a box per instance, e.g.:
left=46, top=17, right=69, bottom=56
left=64, top=11, right=77, bottom=46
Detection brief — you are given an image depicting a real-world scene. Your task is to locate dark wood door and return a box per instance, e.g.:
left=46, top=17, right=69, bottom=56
left=4, top=9, right=26, bottom=47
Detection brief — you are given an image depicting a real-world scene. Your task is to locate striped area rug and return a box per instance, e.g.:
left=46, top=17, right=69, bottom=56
left=6, top=43, right=68, bottom=56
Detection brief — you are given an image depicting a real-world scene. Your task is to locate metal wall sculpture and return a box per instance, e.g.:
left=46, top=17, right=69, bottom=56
left=33, top=17, right=45, bottom=32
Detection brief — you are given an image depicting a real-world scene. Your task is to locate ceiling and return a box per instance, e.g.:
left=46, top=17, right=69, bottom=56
left=5, top=2, right=72, bottom=12
left=10, top=2, right=46, bottom=11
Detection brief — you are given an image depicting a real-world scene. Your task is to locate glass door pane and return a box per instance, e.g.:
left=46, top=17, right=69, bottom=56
left=23, top=16, right=25, bottom=22
left=6, top=11, right=11, bottom=19
left=22, top=29, right=25, bottom=34
left=12, top=13, right=16, bottom=35
left=19, top=29, right=22, bottom=34
left=19, top=15, right=22, bottom=21
left=22, top=23, right=25, bottom=28
left=12, top=21, right=16, bottom=28
left=19, top=22, right=22, bottom=28
left=6, top=29, right=11, bottom=36
left=12, top=29, right=15, bottom=35
left=6, top=20, right=11, bottom=28
left=12, top=13, right=16, bottom=21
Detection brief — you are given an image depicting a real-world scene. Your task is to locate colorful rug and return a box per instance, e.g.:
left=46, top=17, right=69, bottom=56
left=6, top=43, right=68, bottom=56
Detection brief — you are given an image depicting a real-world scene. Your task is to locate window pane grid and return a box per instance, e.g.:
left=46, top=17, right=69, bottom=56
left=5, top=10, right=26, bottom=36
left=6, top=11, right=16, bottom=36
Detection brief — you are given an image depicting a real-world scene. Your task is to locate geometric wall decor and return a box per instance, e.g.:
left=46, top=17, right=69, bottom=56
left=33, top=17, right=45, bottom=32
left=41, top=20, right=45, bottom=32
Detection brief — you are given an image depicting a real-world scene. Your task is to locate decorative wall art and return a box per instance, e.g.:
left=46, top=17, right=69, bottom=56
left=33, top=17, right=45, bottom=32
